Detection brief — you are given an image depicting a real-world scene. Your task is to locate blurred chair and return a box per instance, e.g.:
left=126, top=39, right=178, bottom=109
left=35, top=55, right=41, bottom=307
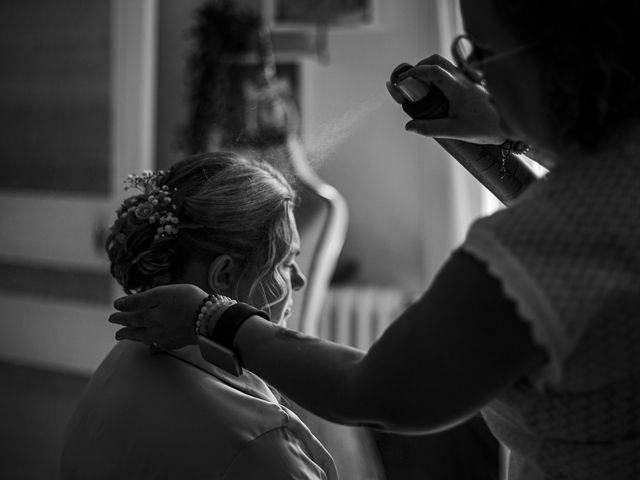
left=262, top=137, right=388, bottom=480
left=283, top=138, right=348, bottom=335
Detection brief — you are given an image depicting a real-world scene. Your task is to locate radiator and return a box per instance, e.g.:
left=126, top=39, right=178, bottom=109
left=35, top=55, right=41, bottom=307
left=318, top=286, right=417, bottom=350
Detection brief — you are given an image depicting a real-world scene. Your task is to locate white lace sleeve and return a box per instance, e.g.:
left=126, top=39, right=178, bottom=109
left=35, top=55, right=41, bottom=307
left=462, top=224, right=565, bottom=389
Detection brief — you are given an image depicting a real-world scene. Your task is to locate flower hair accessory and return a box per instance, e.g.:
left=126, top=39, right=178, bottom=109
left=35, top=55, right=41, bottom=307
left=120, top=170, right=180, bottom=241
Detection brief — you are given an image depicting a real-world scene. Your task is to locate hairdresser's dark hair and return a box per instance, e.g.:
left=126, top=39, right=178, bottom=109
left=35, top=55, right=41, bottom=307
left=106, top=152, right=296, bottom=309
left=492, top=0, right=640, bottom=152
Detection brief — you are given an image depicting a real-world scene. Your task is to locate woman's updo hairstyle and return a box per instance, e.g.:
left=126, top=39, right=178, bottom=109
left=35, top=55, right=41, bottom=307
left=106, top=152, right=296, bottom=309
left=492, top=0, right=640, bottom=152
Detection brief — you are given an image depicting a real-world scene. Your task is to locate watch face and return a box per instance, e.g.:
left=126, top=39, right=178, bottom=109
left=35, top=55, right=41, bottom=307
left=197, top=335, right=242, bottom=376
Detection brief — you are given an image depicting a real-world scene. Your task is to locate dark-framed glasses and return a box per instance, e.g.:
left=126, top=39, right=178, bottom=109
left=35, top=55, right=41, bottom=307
left=451, top=34, right=539, bottom=85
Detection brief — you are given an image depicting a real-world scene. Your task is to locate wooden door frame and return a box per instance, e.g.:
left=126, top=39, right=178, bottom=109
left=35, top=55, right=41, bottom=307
left=0, top=0, right=157, bottom=374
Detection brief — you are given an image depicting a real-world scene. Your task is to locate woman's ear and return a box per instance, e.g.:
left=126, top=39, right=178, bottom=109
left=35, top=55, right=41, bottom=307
left=207, top=255, right=238, bottom=294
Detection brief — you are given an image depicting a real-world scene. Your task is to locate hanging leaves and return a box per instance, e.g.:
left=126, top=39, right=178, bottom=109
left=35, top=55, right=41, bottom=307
left=179, top=0, right=260, bottom=154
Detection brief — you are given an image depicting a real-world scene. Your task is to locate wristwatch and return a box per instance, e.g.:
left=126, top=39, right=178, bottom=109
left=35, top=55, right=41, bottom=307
left=197, top=335, right=243, bottom=376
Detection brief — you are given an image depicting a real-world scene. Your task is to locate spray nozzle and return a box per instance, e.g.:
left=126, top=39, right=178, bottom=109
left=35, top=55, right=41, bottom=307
left=390, top=62, right=413, bottom=83
left=390, top=62, right=449, bottom=120
left=390, top=63, right=431, bottom=102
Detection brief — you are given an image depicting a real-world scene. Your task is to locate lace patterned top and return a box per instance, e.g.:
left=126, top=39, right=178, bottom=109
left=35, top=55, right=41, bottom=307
left=461, top=151, right=640, bottom=479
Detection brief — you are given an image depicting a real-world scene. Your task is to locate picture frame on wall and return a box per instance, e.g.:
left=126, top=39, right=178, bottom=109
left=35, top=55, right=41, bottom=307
left=262, top=0, right=374, bottom=28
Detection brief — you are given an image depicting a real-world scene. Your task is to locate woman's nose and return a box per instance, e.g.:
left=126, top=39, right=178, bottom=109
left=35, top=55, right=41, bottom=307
left=292, top=264, right=307, bottom=291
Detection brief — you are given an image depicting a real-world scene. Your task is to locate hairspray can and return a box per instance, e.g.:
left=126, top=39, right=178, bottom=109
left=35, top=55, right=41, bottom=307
left=391, top=63, right=537, bottom=206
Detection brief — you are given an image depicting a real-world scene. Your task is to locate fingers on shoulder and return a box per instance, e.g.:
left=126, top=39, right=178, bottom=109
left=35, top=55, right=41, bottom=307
left=109, top=309, right=152, bottom=328
left=113, top=287, right=163, bottom=312
left=115, top=326, right=147, bottom=343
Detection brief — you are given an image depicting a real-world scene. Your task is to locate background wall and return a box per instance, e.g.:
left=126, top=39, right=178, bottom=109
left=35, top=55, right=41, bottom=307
left=298, top=0, right=471, bottom=290
left=155, top=0, right=481, bottom=293
left=0, top=2, right=487, bottom=477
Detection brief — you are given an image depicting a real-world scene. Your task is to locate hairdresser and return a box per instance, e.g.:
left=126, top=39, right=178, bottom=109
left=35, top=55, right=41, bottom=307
left=110, top=0, right=640, bottom=478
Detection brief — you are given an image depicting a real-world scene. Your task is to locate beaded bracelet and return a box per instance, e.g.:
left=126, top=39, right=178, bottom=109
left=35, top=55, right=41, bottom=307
left=513, top=140, right=530, bottom=156
left=498, top=139, right=531, bottom=177
left=500, top=139, right=530, bottom=156
left=194, top=294, right=237, bottom=337
left=194, top=294, right=215, bottom=337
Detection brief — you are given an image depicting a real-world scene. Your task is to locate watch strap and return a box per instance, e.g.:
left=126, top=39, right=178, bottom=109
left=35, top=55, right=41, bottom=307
left=211, top=302, right=270, bottom=350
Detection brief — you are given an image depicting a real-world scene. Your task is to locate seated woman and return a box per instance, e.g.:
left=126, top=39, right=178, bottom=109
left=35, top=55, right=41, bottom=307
left=60, top=152, right=337, bottom=479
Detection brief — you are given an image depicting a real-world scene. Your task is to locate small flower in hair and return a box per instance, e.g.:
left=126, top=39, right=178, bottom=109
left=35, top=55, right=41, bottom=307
left=121, top=169, right=181, bottom=242
left=134, top=202, right=155, bottom=220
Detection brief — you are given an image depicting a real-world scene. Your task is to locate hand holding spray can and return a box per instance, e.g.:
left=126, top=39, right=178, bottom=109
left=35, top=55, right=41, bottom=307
left=390, top=63, right=538, bottom=206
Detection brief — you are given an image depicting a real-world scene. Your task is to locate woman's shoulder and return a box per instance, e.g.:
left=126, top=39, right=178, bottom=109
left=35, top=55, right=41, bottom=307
left=476, top=152, right=640, bottom=240
left=75, top=343, right=290, bottom=440
left=63, top=341, right=297, bottom=479
left=87, top=341, right=289, bottom=429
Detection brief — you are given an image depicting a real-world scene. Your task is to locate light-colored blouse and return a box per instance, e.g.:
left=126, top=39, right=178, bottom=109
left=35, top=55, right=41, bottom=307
left=462, top=152, right=640, bottom=479
left=61, top=341, right=337, bottom=480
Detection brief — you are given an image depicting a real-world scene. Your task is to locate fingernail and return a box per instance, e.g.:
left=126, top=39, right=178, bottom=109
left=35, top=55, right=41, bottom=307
left=114, top=297, right=126, bottom=309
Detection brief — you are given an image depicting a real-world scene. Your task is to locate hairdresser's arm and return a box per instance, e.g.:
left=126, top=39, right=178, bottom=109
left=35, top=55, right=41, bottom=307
left=231, top=250, right=546, bottom=433
left=111, top=250, right=546, bottom=433
left=388, top=56, right=550, bottom=174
